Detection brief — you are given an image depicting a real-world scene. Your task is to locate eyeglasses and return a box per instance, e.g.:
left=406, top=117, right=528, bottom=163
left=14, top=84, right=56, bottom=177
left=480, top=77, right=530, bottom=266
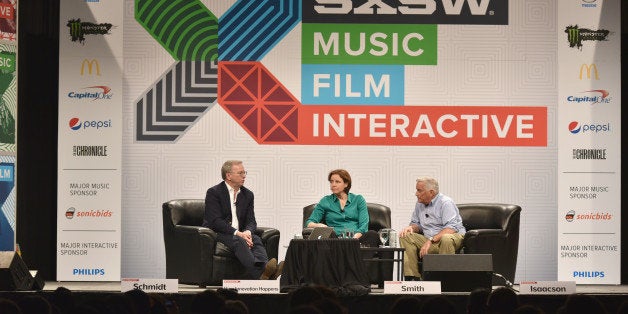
left=231, top=171, right=247, bottom=176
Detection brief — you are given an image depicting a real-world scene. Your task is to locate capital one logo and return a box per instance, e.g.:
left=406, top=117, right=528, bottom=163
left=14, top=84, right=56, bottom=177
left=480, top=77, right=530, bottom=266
left=81, top=59, right=100, bottom=76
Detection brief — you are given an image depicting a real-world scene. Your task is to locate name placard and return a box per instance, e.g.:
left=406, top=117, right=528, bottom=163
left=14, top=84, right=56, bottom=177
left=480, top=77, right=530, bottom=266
left=383, top=281, right=441, bottom=294
left=121, top=278, right=179, bottom=293
left=222, top=280, right=280, bottom=294
left=519, top=281, right=576, bottom=295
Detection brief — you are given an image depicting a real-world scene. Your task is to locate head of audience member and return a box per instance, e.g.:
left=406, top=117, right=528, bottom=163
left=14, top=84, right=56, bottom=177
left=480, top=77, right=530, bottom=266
left=148, top=293, right=179, bottom=314
left=288, top=286, right=324, bottom=309
left=16, top=295, right=53, bottom=314
left=467, top=287, right=490, bottom=314
left=288, top=305, right=323, bottom=314
left=486, top=287, right=519, bottom=314
left=556, top=294, right=607, bottom=314
left=514, top=304, right=546, bottom=314
left=0, top=298, right=22, bottom=314
left=389, top=296, right=422, bottom=314
left=310, top=298, right=347, bottom=314
left=51, top=286, right=75, bottom=313
left=311, top=285, right=339, bottom=301
left=123, top=288, right=152, bottom=314
left=219, top=299, right=249, bottom=314
left=616, top=299, right=628, bottom=314
left=189, top=289, right=226, bottom=314
left=419, top=295, right=457, bottom=314
left=217, top=288, right=240, bottom=300
left=328, top=169, right=352, bottom=194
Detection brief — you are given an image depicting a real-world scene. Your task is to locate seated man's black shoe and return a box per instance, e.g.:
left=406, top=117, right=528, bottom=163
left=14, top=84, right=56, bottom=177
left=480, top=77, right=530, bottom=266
left=404, top=276, right=419, bottom=281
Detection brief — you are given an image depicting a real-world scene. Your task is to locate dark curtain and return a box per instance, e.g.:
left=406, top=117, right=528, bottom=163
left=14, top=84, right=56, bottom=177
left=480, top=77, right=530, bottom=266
left=16, top=0, right=60, bottom=280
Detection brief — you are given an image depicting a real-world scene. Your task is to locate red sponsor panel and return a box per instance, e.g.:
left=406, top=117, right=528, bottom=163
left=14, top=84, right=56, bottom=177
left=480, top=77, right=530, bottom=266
left=297, top=105, right=547, bottom=146
left=0, top=3, right=13, bottom=19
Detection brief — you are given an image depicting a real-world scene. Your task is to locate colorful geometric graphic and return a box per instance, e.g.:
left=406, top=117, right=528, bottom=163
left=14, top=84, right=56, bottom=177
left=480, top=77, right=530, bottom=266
left=219, top=62, right=299, bottom=143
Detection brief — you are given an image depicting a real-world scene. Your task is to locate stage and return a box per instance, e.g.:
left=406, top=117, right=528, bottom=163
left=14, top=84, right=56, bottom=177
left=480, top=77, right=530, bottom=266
left=2, top=282, right=627, bottom=313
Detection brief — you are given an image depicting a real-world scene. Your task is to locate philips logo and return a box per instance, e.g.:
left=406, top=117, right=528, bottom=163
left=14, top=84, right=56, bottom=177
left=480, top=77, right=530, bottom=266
left=572, top=271, right=604, bottom=278
left=69, top=117, right=112, bottom=130
left=73, top=268, right=105, bottom=276
left=568, top=121, right=610, bottom=134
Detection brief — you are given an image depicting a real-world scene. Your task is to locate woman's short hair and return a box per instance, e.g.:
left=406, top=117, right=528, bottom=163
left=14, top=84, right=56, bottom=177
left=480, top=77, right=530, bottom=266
left=328, top=169, right=351, bottom=194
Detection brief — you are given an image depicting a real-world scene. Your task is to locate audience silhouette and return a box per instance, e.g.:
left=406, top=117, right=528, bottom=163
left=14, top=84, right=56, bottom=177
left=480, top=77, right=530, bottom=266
left=0, top=284, right=625, bottom=314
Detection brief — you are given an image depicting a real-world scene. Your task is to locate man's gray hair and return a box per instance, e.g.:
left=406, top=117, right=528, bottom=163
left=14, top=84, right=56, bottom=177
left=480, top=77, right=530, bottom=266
left=221, top=160, right=243, bottom=180
left=416, top=176, right=439, bottom=193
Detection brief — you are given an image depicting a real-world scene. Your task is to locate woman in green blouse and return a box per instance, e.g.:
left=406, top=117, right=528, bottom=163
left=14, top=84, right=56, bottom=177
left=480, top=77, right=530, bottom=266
left=305, top=169, right=379, bottom=247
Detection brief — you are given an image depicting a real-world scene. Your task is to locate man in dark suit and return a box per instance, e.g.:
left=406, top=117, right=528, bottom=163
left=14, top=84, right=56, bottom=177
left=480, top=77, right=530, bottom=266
left=203, top=160, right=280, bottom=279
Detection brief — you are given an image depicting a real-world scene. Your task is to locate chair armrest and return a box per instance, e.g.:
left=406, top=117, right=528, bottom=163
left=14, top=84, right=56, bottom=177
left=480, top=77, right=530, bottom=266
left=256, top=227, right=280, bottom=260
left=175, top=225, right=217, bottom=238
left=462, top=229, right=507, bottom=254
left=255, top=227, right=280, bottom=241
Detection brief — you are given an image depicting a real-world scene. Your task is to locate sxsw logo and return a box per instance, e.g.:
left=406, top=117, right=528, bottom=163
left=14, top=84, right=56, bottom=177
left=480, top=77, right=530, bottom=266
left=81, top=59, right=101, bottom=76
left=303, top=0, right=508, bottom=25
left=69, top=117, right=112, bottom=130
left=568, top=121, right=610, bottom=134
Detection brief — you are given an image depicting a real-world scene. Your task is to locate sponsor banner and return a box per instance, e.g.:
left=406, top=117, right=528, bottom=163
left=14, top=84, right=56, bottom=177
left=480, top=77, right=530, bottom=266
left=301, top=0, right=508, bottom=25
left=556, top=0, right=621, bottom=284
left=302, top=23, right=437, bottom=65
left=56, top=231, right=120, bottom=281
left=0, top=1, right=15, bottom=41
left=302, top=64, right=405, bottom=105
left=519, top=281, right=576, bottom=295
left=121, top=278, right=179, bottom=293
left=297, top=105, right=547, bottom=146
left=222, top=280, right=280, bottom=294
left=57, top=169, right=120, bottom=281
left=0, top=157, right=15, bottom=251
left=0, top=43, right=16, bottom=152
left=383, top=281, right=441, bottom=294
left=58, top=1, right=122, bottom=281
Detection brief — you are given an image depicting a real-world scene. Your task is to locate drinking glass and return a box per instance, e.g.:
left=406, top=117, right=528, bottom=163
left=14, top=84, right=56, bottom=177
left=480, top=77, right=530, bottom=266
left=379, top=229, right=389, bottom=247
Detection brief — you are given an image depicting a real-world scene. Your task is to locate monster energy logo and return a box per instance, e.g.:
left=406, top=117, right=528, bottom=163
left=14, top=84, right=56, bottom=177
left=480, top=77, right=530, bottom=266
left=67, top=19, right=113, bottom=44
left=565, top=25, right=610, bottom=50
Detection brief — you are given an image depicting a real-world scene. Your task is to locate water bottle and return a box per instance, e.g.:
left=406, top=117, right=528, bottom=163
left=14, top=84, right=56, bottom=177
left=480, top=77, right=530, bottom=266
left=389, top=230, right=398, bottom=247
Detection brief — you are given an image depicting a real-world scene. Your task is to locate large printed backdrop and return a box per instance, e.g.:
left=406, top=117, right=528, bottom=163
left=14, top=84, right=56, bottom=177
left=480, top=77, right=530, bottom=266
left=122, top=0, right=559, bottom=281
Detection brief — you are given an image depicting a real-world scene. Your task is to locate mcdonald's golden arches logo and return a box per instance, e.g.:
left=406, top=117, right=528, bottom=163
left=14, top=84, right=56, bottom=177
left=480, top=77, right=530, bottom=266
left=579, top=63, right=599, bottom=80
left=81, top=59, right=100, bottom=76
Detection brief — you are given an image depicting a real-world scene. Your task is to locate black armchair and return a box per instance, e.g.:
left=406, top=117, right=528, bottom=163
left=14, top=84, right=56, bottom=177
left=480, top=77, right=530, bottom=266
left=162, top=199, right=280, bottom=287
left=302, top=202, right=392, bottom=287
left=458, top=203, right=521, bottom=285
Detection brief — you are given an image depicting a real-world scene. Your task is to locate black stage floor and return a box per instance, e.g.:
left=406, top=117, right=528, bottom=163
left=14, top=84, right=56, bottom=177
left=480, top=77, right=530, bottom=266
left=1, top=282, right=628, bottom=313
